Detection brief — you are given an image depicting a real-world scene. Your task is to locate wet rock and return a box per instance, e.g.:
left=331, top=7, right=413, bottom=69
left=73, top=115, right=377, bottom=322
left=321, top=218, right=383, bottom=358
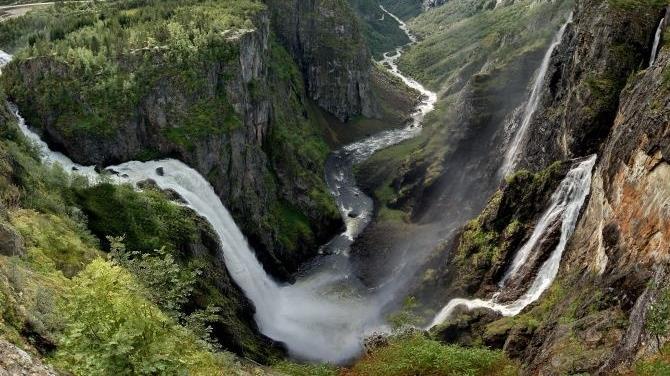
left=136, top=179, right=158, bottom=190
left=155, top=166, right=164, bottom=176
left=0, top=223, right=24, bottom=257
left=434, top=306, right=503, bottom=347
left=363, top=332, right=389, bottom=354
left=163, top=189, right=187, bottom=205
left=348, top=211, right=360, bottom=219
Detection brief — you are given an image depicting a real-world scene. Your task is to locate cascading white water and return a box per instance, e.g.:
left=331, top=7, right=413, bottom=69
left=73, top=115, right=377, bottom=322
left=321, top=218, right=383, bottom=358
left=499, top=14, right=573, bottom=177
left=650, top=18, right=665, bottom=67
left=1, top=5, right=438, bottom=361
left=0, top=50, right=12, bottom=72
left=428, top=154, right=596, bottom=328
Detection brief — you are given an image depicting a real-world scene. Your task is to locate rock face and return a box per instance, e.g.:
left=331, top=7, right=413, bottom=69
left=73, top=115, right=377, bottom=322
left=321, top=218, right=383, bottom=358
left=265, top=0, right=376, bottom=121
left=423, top=0, right=448, bottom=9
left=519, top=0, right=663, bottom=171
left=0, top=339, right=57, bottom=376
left=516, top=44, right=670, bottom=375
left=431, top=1, right=670, bottom=373
left=0, top=223, right=24, bottom=257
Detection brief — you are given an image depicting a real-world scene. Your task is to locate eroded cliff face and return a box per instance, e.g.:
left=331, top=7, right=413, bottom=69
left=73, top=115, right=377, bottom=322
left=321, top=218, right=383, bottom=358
left=424, top=1, right=670, bottom=373
left=265, top=0, right=376, bottom=122
left=515, top=44, right=670, bottom=375
left=519, top=0, right=664, bottom=170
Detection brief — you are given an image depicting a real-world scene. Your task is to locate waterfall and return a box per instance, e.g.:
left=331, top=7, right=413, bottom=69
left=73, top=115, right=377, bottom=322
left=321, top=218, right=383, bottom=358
left=650, top=18, right=664, bottom=67
left=499, top=14, right=573, bottom=177
left=428, top=154, right=596, bottom=328
left=1, top=5, right=438, bottom=361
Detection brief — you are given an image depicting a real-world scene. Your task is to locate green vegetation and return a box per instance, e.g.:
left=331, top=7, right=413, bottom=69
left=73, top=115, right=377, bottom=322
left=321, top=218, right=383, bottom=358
left=53, top=259, right=234, bottom=375
left=274, top=361, right=340, bottom=376
left=646, top=286, right=670, bottom=353
left=347, top=0, right=411, bottom=58
left=400, top=0, right=571, bottom=90
left=346, top=332, right=518, bottom=376
left=1, top=0, right=263, bottom=141
left=635, top=343, right=670, bottom=376
left=74, top=183, right=198, bottom=254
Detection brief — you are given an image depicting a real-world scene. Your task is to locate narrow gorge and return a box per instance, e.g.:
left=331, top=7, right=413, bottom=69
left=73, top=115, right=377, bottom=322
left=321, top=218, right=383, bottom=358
left=0, top=0, right=669, bottom=375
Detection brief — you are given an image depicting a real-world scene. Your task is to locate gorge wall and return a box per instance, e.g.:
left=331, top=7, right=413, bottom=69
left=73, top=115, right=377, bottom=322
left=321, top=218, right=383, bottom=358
left=415, top=0, right=670, bottom=373
left=266, top=0, right=376, bottom=122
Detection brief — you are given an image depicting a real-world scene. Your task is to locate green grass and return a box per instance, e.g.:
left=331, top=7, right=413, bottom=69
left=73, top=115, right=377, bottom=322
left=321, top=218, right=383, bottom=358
left=346, top=333, right=518, bottom=376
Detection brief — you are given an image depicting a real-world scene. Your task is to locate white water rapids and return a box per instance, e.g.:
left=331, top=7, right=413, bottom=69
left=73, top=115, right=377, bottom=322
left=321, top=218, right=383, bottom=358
left=1, top=6, right=437, bottom=363
left=499, top=14, right=573, bottom=177
left=428, top=154, right=596, bottom=328
left=650, top=17, right=664, bottom=67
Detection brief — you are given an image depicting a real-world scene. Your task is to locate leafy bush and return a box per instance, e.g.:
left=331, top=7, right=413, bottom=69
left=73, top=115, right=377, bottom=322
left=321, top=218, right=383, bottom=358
left=53, top=258, right=232, bottom=375
left=647, top=286, right=670, bottom=353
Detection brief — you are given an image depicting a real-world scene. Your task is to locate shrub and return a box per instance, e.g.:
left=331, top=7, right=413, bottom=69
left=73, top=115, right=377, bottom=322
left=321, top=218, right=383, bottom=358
left=53, top=258, right=231, bottom=375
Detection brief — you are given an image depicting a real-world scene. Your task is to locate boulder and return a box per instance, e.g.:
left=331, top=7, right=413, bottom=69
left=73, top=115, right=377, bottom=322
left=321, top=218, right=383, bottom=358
left=0, top=223, right=24, bottom=257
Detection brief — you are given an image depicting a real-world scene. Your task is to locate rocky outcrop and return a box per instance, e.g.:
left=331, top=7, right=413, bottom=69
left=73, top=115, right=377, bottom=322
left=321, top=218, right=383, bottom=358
left=0, top=223, right=23, bottom=257
left=0, top=339, right=57, bottom=376
left=265, top=0, right=376, bottom=121
left=423, top=0, right=448, bottom=9
left=516, top=44, right=670, bottom=374
left=519, top=0, right=665, bottom=171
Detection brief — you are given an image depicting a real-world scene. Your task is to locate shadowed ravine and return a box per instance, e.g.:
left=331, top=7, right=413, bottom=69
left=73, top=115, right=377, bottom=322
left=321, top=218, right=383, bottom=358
left=0, top=6, right=437, bottom=363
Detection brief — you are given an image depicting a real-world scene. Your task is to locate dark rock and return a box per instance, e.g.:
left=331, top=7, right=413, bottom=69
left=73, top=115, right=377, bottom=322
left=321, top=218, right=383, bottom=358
left=0, top=223, right=24, bottom=257
left=155, top=166, right=164, bottom=176
left=434, top=306, right=503, bottom=347
left=163, top=189, right=187, bottom=205
left=265, top=0, right=376, bottom=121
left=136, top=179, right=158, bottom=190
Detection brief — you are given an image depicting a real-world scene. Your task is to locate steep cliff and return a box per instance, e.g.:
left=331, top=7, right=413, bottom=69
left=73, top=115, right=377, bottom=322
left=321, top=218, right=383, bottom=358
left=519, top=0, right=664, bottom=170
left=1, top=1, right=341, bottom=279
left=265, top=0, right=376, bottom=122
left=417, top=0, right=670, bottom=373
left=511, top=38, right=670, bottom=375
